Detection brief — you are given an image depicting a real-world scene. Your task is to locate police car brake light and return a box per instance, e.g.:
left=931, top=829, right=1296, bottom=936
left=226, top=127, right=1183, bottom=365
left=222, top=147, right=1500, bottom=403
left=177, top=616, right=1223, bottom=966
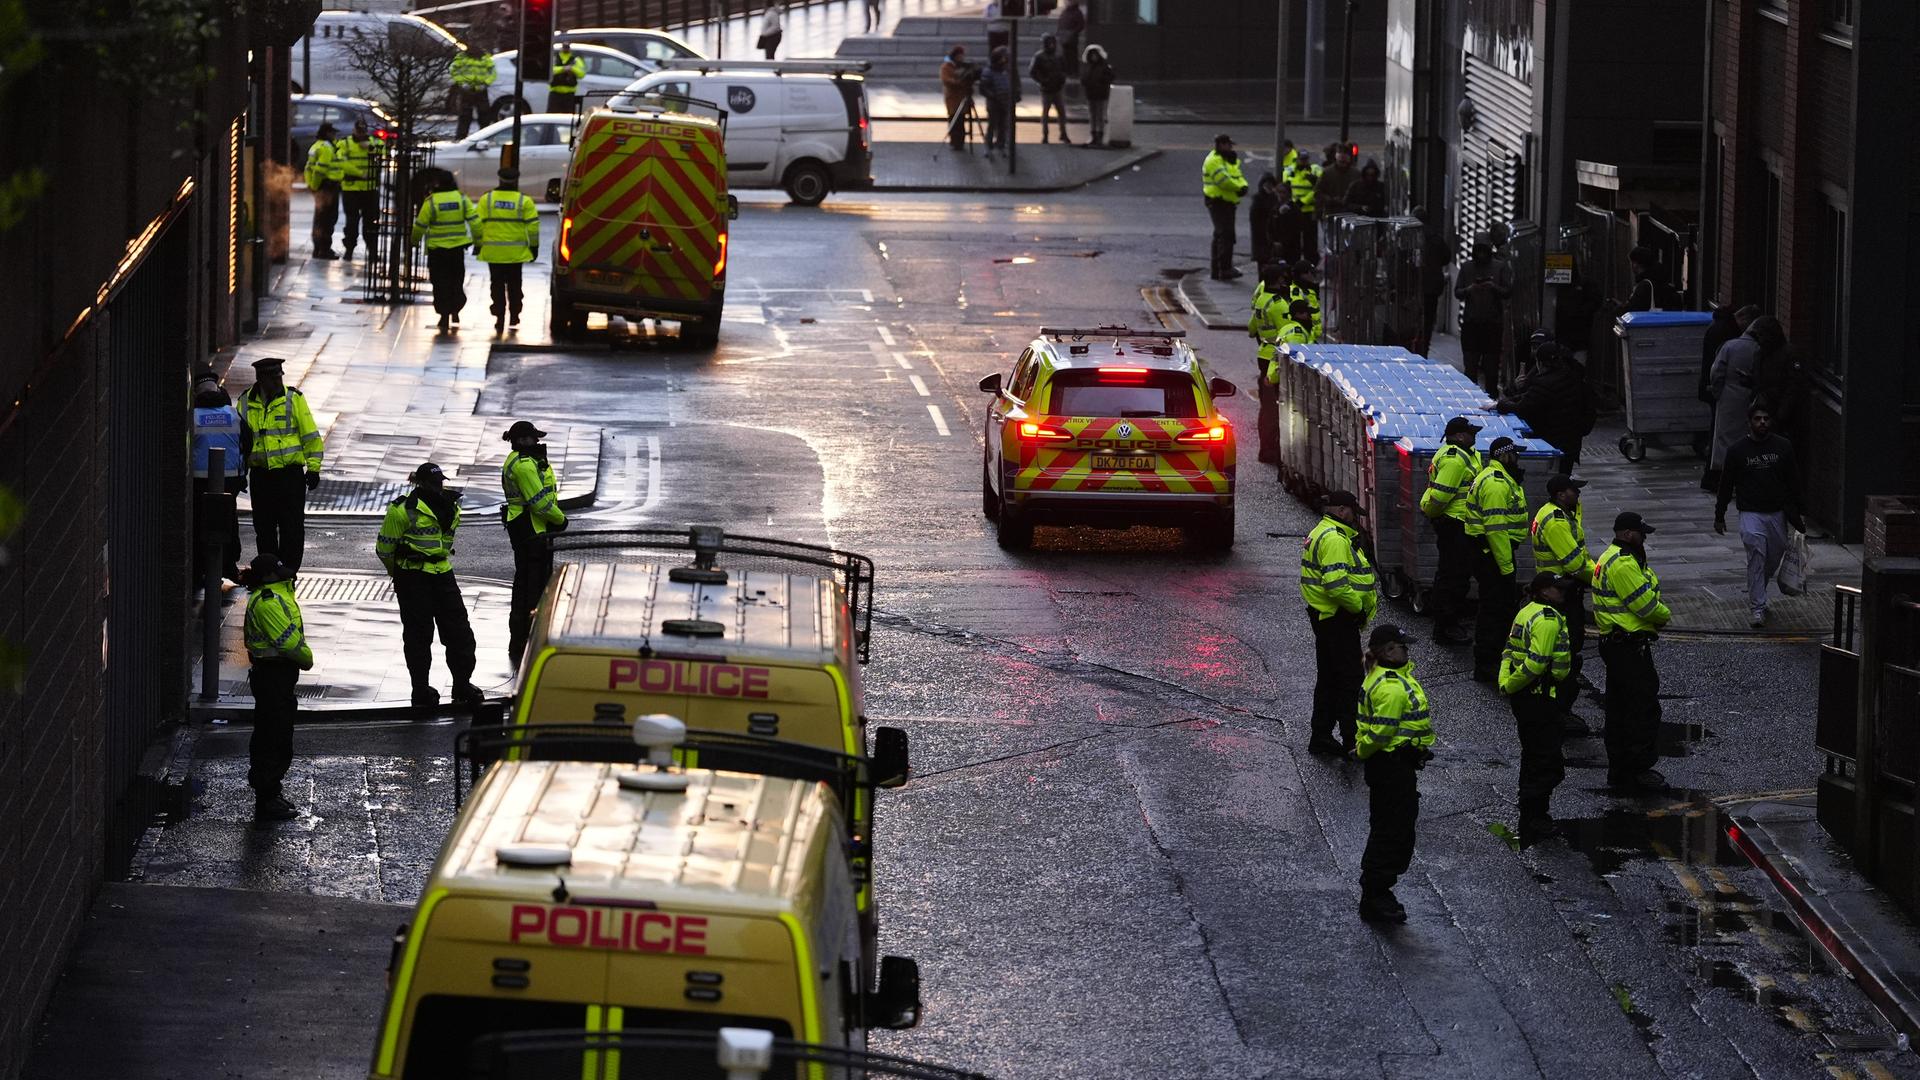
left=1019, top=421, right=1070, bottom=440
left=1178, top=424, right=1228, bottom=443
left=1099, top=367, right=1148, bottom=380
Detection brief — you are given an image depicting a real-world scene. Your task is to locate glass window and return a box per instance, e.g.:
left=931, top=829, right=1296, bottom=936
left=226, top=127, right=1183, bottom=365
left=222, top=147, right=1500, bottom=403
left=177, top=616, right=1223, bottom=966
left=404, top=995, right=589, bottom=1077
left=616, top=1010, right=796, bottom=1079
left=1815, top=199, right=1849, bottom=375
left=1826, top=0, right=1853, bottom=30
left=1047, top=369, right=1201, bottom=418
left=1009, top=349, right=1037, bottom=399
left=1760, top=168, right=1782, bottom=313
left=592, top=53, right=639, bottom=78
left=293, top=102, right=324, bottom=125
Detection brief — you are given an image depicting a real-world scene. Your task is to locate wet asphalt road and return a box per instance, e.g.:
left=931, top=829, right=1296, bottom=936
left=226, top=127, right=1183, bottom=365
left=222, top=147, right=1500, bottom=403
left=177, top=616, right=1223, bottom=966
left=183, top=128, right=1918, bottom=1078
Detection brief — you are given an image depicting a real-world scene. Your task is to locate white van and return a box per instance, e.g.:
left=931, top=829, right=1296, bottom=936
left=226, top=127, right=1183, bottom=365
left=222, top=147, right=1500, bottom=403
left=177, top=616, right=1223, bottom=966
left=293, top=11, right=462, bottom=97
left=616, top=60, right=873, bottom=206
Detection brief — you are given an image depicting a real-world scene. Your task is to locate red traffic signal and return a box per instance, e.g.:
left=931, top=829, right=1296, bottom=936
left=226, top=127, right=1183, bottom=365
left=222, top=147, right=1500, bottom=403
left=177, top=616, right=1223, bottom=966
left=521, top=0, right=554, bottom=81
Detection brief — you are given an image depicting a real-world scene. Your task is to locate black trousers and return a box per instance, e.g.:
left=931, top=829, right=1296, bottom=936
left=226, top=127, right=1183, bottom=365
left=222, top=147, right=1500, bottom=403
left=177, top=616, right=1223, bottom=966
left=1256, top=369, right=1279, bottom=463
left=1418, top=288, right=1442, bottom=351
left=1427, top=515, right=1473, bottom=630
left=1206, top=197, right=1237, bottom=277
left=1471, top=545, right=1518, bottom=677
left=341, top=189, right=377, bottom=255
left=247, top=658, right=299, bottom=797
left=311, top=188, right=339, bottom=254
left=1460, top=319, right=1503, bottom=396
left=1360, top=747, right=1420, bottom=894
left=547, top=91, right=582, bottom=116
left=489, top=263, right=524, bottom=319
left=506, top=515, right=554, bottom=665
left=427, top=247, right=467, bottom=316
left=392, top=568, right=478, bottom=692
left=1511, top=689, right=1566, bottom=814
left=454, top=88, right=490, bottom=139
left=1553, top=584, right=1587, bottom=709
left=249, top=466, right=308, bottom=570
left=194, top=476, right=243, bottom=582
left=1297, top=210, right=1319, bottom=265
left=1309, top=610, right=1363, bottom=747
left=1600, top=634, right=1662, bottom=782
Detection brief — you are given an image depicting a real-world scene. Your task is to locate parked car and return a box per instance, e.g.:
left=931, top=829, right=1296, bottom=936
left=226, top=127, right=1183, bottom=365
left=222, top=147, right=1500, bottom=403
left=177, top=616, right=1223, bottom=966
left=291, top=95, right=396, bottom=170
left=614, top=61, right=873, bottom=205
left=291, top=11, right=462, bottom=97
left=488, top=43, right=655, bottom=118
left=555, top=26, right=705, bottom=67
left=430, top=114, right=576, bottom=203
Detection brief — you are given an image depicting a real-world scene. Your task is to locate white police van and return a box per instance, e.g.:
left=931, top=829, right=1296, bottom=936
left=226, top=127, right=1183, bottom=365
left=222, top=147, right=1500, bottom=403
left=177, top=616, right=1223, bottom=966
left=615, top=60, right=873, bottom=206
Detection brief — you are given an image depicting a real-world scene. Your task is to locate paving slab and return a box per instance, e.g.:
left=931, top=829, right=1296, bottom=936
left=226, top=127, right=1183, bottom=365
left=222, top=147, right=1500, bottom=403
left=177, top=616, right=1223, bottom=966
left=23, top=882, right=400, bottom=1080
left=189, top=570, right=517, bottom=714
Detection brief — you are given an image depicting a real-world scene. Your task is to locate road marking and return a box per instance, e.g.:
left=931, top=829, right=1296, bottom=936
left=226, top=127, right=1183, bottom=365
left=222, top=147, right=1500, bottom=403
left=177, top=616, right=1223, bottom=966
left=892, top=352, right=914, bottom=370
left=639, top=436, right=663, bottom=512
left=909, top=374, right=930, bottom=397
left=926, top=404, right=951, bottom=436
left=862, top=289, right=874, bottom=304
left=875, top=325, right=895, bottom=345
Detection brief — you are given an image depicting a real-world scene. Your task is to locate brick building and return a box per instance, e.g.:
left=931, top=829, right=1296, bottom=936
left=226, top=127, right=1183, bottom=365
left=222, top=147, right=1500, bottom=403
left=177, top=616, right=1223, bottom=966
left=1701, top=0, right=1920, bottom=538
left=0, top=3, right=307, bottom=1074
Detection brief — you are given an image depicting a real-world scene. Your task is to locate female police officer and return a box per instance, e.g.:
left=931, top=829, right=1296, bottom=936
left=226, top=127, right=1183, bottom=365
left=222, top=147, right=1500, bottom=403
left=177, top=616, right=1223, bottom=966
left=1355, top=623, right=1434, bottom=924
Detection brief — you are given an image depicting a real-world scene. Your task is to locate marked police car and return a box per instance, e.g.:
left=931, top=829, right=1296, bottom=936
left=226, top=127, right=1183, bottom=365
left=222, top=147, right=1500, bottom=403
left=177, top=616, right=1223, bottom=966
left=978, top=326, right=1240, bottom=552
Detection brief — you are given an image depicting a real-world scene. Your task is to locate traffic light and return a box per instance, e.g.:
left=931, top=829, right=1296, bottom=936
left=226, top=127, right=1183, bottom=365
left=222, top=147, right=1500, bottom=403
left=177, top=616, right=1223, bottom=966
left=521, top=0, right=553, bottom=81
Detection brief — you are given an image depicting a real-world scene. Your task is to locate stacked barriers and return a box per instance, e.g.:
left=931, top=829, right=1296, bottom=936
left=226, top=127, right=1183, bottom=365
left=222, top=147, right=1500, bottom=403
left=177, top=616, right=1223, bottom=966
left=1268, top=343, right=1560, bottom=610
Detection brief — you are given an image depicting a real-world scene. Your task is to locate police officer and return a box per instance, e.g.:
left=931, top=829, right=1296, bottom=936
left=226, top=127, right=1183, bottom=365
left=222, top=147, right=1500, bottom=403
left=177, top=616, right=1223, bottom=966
left=1418, top=416, right=1482, bottom=645
left=191, top=368, right=244, bottom=586
left=1531, top=474, right=1593, bottom=731
left=1466, top=436, right=1527, bottom=682
left=303, top=122, right=342, bottom=259
left=502, top=421, right=567, bottom=665
left=242, top=553, right=312, bottom=823
left=240, top=357, right=324, bottom=571
left=547, top=42, right=587, bottom=114
left=1283, top=150, right=1322, bottom=264
left=1500, top=572, right=1574, bottom=843
left=1592, top=511, right=1671, bottom=792
left=1289, top=260, right=1322, bottom=340
left=1355, top=623, right=1432, bottom=924
left=476, top=168, right=540, bottom=333
left=1301, top=490, right=1377, bottom=757
left=1250, top=264, right=1292, bottom=464
left=450, top=45, right=496, bottom=139
left=377, top=463, right=483, bottom=708
left=1201, top=133, right=1248, bottom=281
left=412, top=172, right=479, bottom=333
left=336, top=118, right=382, bottom=261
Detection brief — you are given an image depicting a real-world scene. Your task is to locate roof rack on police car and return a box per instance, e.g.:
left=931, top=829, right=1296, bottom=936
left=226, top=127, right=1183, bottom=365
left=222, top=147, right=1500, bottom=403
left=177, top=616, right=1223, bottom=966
left=1039, top=325, right=1186, bottom=340
left=593, top=88, right=729, bottom=128
left=548, top=526, right=876, bottom=662
left=654, top=58, right=873, bottom=76
left=453, top=720, right=910, bottom=805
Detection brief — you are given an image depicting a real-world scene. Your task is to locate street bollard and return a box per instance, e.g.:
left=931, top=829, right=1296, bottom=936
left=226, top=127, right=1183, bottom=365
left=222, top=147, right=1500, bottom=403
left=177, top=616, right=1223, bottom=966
left=200, top=446, right=227, bottom=702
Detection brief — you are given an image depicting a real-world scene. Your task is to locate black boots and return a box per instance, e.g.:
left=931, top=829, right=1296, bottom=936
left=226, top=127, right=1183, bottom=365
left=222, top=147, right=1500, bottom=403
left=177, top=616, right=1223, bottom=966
left=1359, top=890, right=1408, bottom=924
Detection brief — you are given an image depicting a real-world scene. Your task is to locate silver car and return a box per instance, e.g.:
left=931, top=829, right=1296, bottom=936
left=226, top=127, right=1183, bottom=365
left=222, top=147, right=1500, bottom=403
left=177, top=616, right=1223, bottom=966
left=487, top=43, right=656, bottom=118
left=430, top=114, right=576, bottom=204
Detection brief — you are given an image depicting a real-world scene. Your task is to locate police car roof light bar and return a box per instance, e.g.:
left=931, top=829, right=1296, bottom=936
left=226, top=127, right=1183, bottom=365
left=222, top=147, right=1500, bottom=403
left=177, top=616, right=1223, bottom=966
left=1040, top=325, right=1186, bottom=341
left=654, top=58, right=873, bottom=76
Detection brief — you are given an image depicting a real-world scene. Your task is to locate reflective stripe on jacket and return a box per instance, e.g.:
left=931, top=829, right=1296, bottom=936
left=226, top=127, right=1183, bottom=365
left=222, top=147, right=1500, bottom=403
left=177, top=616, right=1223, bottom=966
left=1263, top=321, right=1311, bottom=382
left=1356, top=661, right=1432, bottom=758
left=241, top=388, right=324, bottom=472
left=244, top=579, right=312, bottom=667
left=413, top=191, right=478, bottom=250
left=1593, top=542, right=1671, bottom=635
left=502, top=451, right=565, bottom=533
left=1419, top=443, right=1480, bottom=521
left=1202, top=150, right=1248, bottom=204
left=192, top=405, right=244, bottom=478
left=376, top=493, right=461, bottom=574
left=476, top=189, right=539, bottom=264
left=1530, top=502, right=1590, bottom=578
left=1499, top=600, right=1572, bottom=694
left=1300, top=515, right=1378, bottom=621
left=1465, top=461, right=1526, bottom=574
left=336, top=137, right=379, bottom=191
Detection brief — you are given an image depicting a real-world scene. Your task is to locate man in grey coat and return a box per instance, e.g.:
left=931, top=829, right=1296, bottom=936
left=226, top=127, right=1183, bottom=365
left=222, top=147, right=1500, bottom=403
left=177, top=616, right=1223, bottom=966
left=1708, top=316, right=1787, bottom=484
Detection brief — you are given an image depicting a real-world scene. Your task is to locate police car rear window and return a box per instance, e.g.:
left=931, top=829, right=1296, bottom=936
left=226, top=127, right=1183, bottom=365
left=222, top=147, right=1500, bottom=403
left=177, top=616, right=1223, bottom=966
left=1048, top=369, right=1199, bottom=418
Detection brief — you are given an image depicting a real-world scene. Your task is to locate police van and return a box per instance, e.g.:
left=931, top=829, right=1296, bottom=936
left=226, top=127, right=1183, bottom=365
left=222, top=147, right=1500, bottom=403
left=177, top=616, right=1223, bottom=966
left=616, top=60, right=873, bottom=206
left=550, top=95, right=737, bottom=347
left=369, top=715, right=925, bottom=1080
left=505, top=527, right=902, bottom=920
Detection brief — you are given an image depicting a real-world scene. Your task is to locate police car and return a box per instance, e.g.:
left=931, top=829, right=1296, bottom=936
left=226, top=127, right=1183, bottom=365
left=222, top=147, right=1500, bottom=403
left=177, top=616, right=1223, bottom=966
left=978, top=327, right=1240, bottom=551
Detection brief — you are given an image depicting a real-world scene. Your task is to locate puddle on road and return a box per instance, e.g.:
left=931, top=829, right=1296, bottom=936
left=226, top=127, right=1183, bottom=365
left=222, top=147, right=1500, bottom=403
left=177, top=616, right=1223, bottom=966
left=1558, top=801, right=1745, bottom=877
left=1657, top=721, right=1713, bottom=757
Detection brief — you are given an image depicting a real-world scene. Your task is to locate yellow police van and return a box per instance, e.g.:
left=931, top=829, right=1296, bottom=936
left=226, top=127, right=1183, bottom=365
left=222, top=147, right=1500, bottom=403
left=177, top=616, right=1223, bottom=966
left=503, top=527, right=901, bottom=919
left=370, top=715, right=926, bottom=1080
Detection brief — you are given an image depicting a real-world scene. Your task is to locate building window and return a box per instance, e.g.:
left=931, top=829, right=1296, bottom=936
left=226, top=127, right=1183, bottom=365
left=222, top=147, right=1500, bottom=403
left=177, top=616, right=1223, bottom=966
left=1815, top=198, right=1850, bottom=376
left=1826, top=0, right=1854, bottom=29
left=1760, top=167, right=1781, bottom=312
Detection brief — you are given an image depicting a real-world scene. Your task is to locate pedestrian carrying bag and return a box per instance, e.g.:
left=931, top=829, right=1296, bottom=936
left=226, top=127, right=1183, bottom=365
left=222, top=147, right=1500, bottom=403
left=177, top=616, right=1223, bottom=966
left=1778, top=530, right=1812, bottom=596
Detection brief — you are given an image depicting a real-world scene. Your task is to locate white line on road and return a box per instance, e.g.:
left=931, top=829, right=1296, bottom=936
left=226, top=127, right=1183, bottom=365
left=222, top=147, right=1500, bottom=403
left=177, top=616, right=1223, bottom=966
left=875, top=325, right=895, bottom=346
left=927, top=405, right=951, bottom=436
left=640, top=436, right=663, bottom=512
left=892, top=352, right=914, bottom=370
left=909, top=374, right=931, bottom=397
left=862, top=289, right=875, bottom=304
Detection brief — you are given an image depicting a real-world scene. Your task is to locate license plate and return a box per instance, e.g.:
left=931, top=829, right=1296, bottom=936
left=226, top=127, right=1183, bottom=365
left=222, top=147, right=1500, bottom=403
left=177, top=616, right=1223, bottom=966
left=1093, top=454, right=1154, bottom=470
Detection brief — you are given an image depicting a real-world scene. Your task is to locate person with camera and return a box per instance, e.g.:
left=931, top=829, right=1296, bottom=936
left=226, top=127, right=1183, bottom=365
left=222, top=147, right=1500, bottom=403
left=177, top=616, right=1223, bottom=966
left=940, top=45, right=979, bottom=150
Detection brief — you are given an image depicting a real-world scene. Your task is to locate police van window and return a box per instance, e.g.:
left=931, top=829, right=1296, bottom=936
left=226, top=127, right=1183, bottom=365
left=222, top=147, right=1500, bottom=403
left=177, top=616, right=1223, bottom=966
left=1047, top=368, right=1202, bottom=418
left=616, top=1010, right=798, bottom=1080
left=404, top=996, right=588, bottom=1077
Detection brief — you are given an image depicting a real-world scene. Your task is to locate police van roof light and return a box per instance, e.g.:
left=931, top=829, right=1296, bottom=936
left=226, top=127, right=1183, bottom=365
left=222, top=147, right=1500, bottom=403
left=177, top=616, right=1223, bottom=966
left=497, top=845, right=574, bottom=869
